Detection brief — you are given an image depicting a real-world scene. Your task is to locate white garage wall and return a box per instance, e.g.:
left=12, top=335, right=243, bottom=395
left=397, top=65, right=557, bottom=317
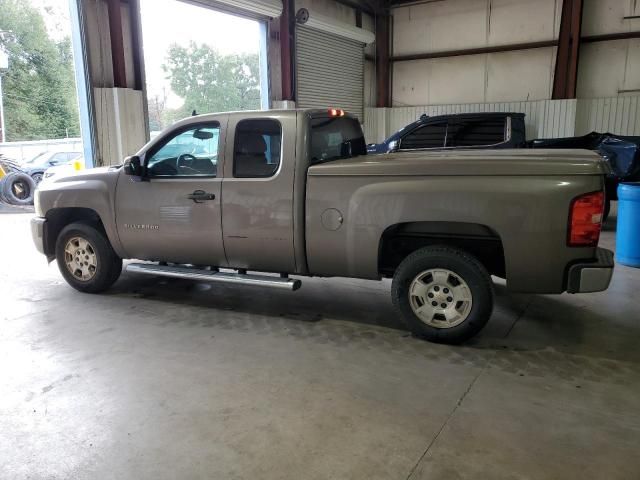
left=391, top=0, right=562, bottom=106
left=393, top=0, right=561, bottom=56
left=393, top=47, right=558, bottom=106
left=577, top=39, right=640, bottom=98
left=581, top=0, right=640, bottom=36
left=390, top=0, right=640, bottom=106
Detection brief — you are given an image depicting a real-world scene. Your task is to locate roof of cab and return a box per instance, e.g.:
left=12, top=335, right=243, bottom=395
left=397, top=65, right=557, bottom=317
left=185, top=108, right=356, bottom=122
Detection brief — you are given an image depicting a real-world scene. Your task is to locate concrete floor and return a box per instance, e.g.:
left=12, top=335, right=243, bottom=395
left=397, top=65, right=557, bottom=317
left=1, top=209, right=639, bottom=479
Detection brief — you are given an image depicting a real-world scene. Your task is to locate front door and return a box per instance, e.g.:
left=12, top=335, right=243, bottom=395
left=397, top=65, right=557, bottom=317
left=115, top=120, right=228, bottom=266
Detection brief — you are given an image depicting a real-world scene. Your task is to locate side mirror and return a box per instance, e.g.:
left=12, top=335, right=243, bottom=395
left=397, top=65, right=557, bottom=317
left=387, top=139, right=399, bottom=153
left=123, top=155, right=143, bottom=176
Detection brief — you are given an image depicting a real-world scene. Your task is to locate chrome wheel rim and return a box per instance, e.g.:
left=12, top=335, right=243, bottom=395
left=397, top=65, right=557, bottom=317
left=64, top=237, right=98, bottom=281
left=408, top=269, right=473, bottom=328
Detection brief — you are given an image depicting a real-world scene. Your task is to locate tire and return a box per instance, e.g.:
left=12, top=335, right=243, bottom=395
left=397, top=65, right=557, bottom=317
left=391, top=246, right=494, bottom=344
left=2, top=172, right=36, bottom=205
left=0, top=177, right=7, bottom=203
left=55, top=223, right=122, bottom=293
left=31, top=172, right=44, bottom=185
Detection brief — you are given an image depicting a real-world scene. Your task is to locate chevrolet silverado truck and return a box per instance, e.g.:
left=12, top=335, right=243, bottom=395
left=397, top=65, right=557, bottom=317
left=31, top=109, right=614, bottom=344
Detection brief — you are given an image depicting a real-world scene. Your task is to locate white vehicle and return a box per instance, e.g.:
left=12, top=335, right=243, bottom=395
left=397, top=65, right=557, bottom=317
left=23, top=151, right=83, bottom=184
left=41, top=158, right=85, bottom=183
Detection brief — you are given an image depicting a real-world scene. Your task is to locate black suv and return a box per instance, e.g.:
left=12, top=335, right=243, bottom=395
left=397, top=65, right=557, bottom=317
left=367, top=112, right=526, bottom=154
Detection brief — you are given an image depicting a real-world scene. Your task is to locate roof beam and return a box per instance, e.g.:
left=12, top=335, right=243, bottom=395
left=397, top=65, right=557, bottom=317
left=375, top=13, right=390, bottom=107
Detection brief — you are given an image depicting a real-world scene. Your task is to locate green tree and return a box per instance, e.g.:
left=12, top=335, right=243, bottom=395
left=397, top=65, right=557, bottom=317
left=0, top=0, right=80, bottom=141
left=162, top=42, right=261, bottom=118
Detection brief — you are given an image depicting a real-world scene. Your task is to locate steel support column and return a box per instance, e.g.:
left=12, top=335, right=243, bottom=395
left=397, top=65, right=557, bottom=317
left=69, top=0, right=97, bottom=167
left=280, top=0, right=295, bottom=101
left=375, top=13, right=390, bottom=108
left=106, top=0, right=127, bottom=88
left=552, top=0, right=584, bottom=99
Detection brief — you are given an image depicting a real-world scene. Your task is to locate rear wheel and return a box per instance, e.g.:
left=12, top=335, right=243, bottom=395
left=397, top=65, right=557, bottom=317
left=391, top=246, right=494, bottom=344
left=55, top=223, right=122, bottom=293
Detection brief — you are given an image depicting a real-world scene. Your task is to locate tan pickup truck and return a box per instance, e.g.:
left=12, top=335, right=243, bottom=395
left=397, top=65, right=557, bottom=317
left=31, top=109, right=614, bottom=343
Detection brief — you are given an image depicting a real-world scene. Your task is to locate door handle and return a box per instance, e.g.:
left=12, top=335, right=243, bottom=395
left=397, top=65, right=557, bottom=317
left=187, top=190, right=216, bottom=203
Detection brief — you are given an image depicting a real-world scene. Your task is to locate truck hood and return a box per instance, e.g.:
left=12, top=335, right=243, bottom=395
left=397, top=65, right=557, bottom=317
left=40, top=166, right=120, bottom=187
left=34, top=166, right=121, bottom=218
left=308, top=149, right=609, bottom=176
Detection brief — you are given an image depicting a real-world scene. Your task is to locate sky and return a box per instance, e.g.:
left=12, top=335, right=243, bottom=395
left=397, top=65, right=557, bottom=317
left=139, top=0, right=261, bottom=107
left=30, top=0, right=261, bottom=108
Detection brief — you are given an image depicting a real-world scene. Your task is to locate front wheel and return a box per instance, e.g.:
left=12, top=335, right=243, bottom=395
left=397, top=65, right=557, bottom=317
left=55, top=223, right=122, bottom=293
left=391, top=246, right=494, bottom=344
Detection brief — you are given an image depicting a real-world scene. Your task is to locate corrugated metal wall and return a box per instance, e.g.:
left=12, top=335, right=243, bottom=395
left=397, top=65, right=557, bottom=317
left=364, top=95, right=640, bottom=143
left=537, top=99, right=577, bottom=139
left=575, top=96, right=640, bottom=136
left=296, top=26, right=365, bottom=120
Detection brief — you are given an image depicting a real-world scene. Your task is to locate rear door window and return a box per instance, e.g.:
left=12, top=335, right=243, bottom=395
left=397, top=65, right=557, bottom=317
left=233, top=119, right=282, bottom=178
left=399, top=122, right=447, bottom=150
left=446, top=118, right=506, bottom=147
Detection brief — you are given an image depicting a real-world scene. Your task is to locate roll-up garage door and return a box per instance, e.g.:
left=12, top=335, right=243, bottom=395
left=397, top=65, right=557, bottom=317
left=295, top=26, right=365, bottom=121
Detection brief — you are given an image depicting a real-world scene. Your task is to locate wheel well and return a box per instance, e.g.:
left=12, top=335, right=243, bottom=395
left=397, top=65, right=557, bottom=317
left=44, top=207, right=106, bottom=256
left=379, top=222, right=506, bottom=278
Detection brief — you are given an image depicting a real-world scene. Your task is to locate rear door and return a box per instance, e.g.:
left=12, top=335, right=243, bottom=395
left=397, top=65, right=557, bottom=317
left=115, top=119, right=228, bottom=266
left=221, top=114, right=297, bottom=272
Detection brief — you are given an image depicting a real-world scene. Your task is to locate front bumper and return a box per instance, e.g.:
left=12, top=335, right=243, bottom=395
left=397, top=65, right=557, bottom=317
left=30, top=217, right=47, bottom=255
left=567, top=248, right=614, bottom=293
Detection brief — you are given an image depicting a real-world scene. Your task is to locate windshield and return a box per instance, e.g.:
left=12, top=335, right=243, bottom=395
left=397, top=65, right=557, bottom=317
left=385, top=119, right=423, bottom=144
left=310, top=116, right=366, bottom=164
left=26, top=152, right=47, bottom=164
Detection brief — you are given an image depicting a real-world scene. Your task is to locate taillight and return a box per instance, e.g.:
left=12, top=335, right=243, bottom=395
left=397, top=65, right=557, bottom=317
left=568, top=191, right=604, bottom=247
left=328, top=108, right=345, bottom=117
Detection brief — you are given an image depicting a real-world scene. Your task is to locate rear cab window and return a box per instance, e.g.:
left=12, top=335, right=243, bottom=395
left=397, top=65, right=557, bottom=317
left=309, top=114, right=366, bottom=164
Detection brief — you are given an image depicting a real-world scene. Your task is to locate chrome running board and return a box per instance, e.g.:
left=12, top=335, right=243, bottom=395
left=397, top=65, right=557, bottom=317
left=125, top=263, right=301, bottom=291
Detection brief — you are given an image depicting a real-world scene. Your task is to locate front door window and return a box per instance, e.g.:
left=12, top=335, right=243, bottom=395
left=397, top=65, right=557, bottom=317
left=147, top=125, right=220, bottom=177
